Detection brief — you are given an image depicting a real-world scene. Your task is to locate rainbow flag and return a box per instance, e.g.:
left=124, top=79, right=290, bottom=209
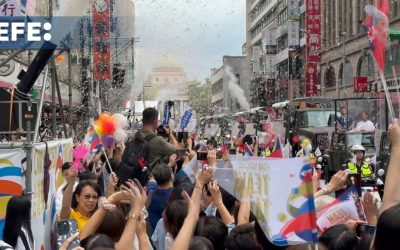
left=0, top=149, right=23, bottom=239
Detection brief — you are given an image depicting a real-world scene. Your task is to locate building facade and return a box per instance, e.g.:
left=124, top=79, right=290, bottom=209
left=145, top=55, right=189, bottom=118
left=320, top=0, right=400, bottom=99
left=246, top=0, right=307, bottom=107
left=211, top=56, right=250, bottom=114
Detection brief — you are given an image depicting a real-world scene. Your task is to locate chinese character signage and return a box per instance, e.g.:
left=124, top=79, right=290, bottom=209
left=289, top=50, right=300, bottom=80
left=305, top=0, right=321, bottom=96
left=0, top=0, right=21, bottom=16
left=353, top=77, right=369, bottom=92
left=92, top=0, right=111, bottom=80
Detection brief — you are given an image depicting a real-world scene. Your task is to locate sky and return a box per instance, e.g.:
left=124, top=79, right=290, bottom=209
left=134, top=0, right=246, bottom=91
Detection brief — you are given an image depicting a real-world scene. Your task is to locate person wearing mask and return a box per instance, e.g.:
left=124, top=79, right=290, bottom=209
left=355, top=112, right=375, bottom=132
left=3, top=196, right=35, bottom=250
left=347, top=145, right=374, bottom=181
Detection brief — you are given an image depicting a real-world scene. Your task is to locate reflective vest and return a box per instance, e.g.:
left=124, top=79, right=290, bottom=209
left=347, top=162, right=373, bottom=179
left=266, top=147, right=275, bottom=156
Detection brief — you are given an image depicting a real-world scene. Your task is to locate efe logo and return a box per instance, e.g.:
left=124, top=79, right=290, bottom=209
left=0, top=21, right=51, bottom=42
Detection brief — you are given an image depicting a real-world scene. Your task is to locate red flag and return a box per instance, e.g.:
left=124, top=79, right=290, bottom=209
left=363, top=0, right=389, bottom=72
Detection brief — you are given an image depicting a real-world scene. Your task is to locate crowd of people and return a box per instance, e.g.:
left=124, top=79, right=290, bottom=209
left=1, top=107, right=400, bottom=250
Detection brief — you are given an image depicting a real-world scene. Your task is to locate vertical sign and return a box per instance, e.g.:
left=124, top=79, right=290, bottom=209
left=92, top=0, right=111, bottom=80
left=305, top=0, right=321, bottom=96
left=288, top=0, right=300, bottom=20
left=288, top=21, right=300, bottom=49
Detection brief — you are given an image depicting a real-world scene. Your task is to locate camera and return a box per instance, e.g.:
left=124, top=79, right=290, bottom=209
left=157, top=125, right=168, bottom=138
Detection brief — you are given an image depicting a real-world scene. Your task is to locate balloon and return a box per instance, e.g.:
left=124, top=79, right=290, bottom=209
left=101, top=135, right=115, bottom=148
left=113, top=129, right=128, bottom=143
left=112, top=113, right=129, bottom=129
left=98, top=113, right=116, bottom=135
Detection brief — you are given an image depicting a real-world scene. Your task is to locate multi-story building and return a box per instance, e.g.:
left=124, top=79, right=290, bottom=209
left=320, top=0, right=400, bottom=99
left=211, top=56, right=250, bottom=114
left=246, top=0, right=306, bottom=106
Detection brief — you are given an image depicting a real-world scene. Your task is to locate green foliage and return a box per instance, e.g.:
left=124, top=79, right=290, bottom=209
left=188, top=79, right=212, bottom=117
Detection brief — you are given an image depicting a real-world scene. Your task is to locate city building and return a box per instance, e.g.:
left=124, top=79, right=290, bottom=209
left=320, top=0, right=400, bottom=99
left=246, top=0, right=307, bottom=106
left=144, top=55, right=189, bottom=117
left=211, top=55, right=250, bottom=114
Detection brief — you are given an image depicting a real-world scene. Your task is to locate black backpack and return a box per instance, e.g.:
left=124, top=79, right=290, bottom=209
left=118, top=131, right=157, bottom=186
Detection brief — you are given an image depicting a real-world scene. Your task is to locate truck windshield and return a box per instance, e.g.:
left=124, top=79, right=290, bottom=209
left=299, top=110, right=334, bottom=128
left=347, top=133, right=375, bottom=151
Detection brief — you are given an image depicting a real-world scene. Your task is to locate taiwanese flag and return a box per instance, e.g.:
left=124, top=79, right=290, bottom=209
left=363, top=0, right=389, bottom=72
left=268, top=137, right=283, bottom=158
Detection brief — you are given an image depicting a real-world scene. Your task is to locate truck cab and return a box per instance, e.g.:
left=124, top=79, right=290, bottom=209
left=273, top=97, right=335, bottom=154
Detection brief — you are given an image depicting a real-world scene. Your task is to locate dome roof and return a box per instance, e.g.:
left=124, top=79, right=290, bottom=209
left=153, top=55, right=183, bottom=72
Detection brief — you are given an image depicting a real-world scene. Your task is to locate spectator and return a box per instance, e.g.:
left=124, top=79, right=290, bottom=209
left=55, top=162, right=78, bottom=216
left=225, top=223, right=262, bottom=250
left=318, top=224, right=358, bottom=250
left=194, top=216, right=228, bottom=250
left=147, top=163, right=174, bottom=233
left=189, top=236, right=214, bottom=250
left=139, top=108, right=178, bottom=169
left=3, top=196, right=34, bottom=250
left=355, top=112, right=375, bottom=132
left=59, top=180, right=101, bottom=231
left=374, top=204, right=400, bottom=250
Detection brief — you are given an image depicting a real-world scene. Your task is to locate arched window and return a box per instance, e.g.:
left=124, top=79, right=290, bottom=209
left=357, top=54, right=375, bottom=79
left=325, top=66, right=336, bottom=88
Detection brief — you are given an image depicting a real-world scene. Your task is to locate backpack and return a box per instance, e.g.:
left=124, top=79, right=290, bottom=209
left=118, top=131, right=157, bottom=186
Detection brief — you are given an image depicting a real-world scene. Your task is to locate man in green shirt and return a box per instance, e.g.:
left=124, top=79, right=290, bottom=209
left=139, top=108, right=179, bottom=169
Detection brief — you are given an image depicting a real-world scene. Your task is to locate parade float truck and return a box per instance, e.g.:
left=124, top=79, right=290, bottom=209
left=272, top=97, right=335, bottom=154
left=323, top=98, right=389, bottom=181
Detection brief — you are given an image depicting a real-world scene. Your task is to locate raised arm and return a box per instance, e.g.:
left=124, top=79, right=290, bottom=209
left=381, top=119, right=400, bottom=213
left=208, top=181, right=234, bottom=225
left=79, top=191, right=127, bottom=240
left=115, top=179, right=147, bottom=250
left=59, top=170, right=78, bottom=220
left=170, top=191, right=200, bottom=250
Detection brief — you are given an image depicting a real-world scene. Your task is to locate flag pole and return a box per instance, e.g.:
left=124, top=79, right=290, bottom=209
left=378, top=69, right=395, bottom=122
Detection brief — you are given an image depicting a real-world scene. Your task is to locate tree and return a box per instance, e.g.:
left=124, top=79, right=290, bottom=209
left=188, top=79, right=212, bottom=117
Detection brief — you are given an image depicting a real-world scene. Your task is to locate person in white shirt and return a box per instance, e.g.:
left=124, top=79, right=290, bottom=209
left=356, top=112, right=375, bottom=132
left=55, top=162, right=78, bottom=217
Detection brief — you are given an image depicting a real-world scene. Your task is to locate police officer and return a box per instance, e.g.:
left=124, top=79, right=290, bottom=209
left=347, top=145, right=375, bottom=180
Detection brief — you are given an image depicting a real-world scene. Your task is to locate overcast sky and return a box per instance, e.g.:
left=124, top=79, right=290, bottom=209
left=134, top=0, right=246, bottom=90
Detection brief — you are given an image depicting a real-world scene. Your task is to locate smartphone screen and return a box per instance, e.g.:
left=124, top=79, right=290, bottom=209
left=176, top=149, right=188, bottom=158
left=57, top=220, right=80, bottom=250
left=357, top=224, right=376, bottom=238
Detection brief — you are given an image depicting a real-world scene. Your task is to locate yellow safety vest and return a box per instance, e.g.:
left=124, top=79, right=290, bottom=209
left=266, top=147, right=275, bottom=156
left=347, top=162, right=373, bottom=179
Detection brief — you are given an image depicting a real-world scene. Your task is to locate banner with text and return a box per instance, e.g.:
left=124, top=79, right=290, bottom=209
left=215, top=157, right=317, bottom=246
left=31, top=139, right=73, bottom=250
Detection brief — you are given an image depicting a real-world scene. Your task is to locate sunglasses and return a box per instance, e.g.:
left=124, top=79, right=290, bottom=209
left=81, top=194, right=98, bottom=200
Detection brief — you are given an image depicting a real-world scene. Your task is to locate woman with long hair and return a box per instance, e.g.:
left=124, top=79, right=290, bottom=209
left=2, top=196, right=34, bottom=250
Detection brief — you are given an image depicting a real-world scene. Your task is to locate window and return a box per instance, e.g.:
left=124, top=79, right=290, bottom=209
left=357, top=54, right=375, bottom=79
left=325, top=66, right=336, bottom=88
